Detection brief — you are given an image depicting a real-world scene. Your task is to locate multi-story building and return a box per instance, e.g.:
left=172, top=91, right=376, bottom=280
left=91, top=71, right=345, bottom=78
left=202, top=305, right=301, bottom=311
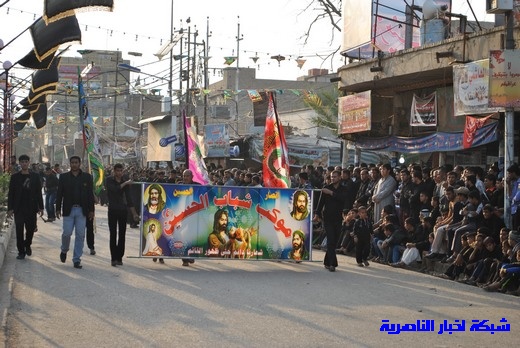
left=336, top=1, right=519, bottom=168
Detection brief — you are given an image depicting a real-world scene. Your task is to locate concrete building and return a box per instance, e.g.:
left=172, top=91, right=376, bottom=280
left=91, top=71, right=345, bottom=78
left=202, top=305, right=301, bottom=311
left=17, top=50, right=166, bottom=166
left=336, top=1, right=519, bottom=168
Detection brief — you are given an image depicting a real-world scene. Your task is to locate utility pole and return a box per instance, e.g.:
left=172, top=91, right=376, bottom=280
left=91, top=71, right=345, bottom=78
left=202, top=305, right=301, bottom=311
left=169, top=0, right=177, bottom=166
left=112, top=50, right=120, bottom=164
left=235, top=16, right=243, bottom=136
left=203, top=16, right=210, bottom=127
left=504, top=10, right=515, bottom=228
left=186, top=21, right=191, bottom=116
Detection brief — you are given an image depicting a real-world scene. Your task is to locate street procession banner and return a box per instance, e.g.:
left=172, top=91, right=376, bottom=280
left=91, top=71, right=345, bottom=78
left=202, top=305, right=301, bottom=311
left=140, top=183, right=313, bottom=261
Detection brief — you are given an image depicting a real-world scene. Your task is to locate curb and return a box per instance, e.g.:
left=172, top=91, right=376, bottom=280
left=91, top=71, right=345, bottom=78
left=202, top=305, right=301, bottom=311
left=0, top=211, right=12, bottom=270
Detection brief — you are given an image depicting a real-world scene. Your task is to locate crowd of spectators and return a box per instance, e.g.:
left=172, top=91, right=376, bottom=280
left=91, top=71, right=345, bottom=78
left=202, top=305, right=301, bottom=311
left=307, top=162, right=519, bottom=296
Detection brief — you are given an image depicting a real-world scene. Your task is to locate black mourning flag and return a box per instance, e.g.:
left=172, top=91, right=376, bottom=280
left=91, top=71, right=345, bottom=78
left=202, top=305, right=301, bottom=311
left=18, top=49, right=56, bottom=70
left=253, top=91, right=269, bottom=127
left=30, top=15, right=81, bottom=62
left=14, top=110, right=31, bottom=131
left=44, top=0, right=114, bottom=24
left=31, top=57, right=61, bottom=95
left=32, top=104, right=48, bottom=129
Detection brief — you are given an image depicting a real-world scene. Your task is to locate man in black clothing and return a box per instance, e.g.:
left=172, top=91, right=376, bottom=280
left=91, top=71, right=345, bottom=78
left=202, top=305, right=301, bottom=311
left=106, top=163, right=139, bottom=266
left=314, top=170, right=348, bottom=272
left=181, top=169, right=200, bottom=266
left=354, top=169, right=371, bottom=208
left=398, top=169, right=414, bottom=227
left=43, top=166, right=58, bottom=222
left=341, top=168, right=356, bottom=210
left=409, top=170, right=426, bottom=222
left=7, top=155, right=44, bottom=259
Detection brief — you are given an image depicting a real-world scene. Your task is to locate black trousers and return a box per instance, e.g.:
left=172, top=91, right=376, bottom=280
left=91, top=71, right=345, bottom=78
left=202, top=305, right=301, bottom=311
left=86, top=217, right=95, bottom=250
left=323, top=217, right=341, bottom=267
left=14, top=210, right=37, bottom=255
left=355, top=234, right=371, bottom=264
left=108, top=209, right=127, bottom=262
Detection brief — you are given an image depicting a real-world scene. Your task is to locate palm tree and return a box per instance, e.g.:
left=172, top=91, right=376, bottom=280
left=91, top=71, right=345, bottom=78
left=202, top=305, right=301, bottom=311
left=303, top=89, right=339, bottom=135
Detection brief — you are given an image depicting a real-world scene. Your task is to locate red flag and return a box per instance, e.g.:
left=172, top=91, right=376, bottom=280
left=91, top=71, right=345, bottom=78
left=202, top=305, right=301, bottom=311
left=262, top=92, right=290, bottom=188
left=463, top=114, right=495, bottom=149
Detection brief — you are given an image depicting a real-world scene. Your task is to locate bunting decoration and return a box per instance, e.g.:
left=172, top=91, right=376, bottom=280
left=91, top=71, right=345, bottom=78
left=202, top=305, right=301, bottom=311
left=247, top=90, right=263, bottom=103
left=296, top=58, right=306, bottom=69
left=43, top=0, right=114, bottom=24
left=224, top=56, right=237, bottom=65
left=78, top=72, right=105, bottom=195
left=410, top=92, right=437, bottom=127
left=262, top=92, right=290, bottom=188
left=183, top=110, right=210, bottom=185
left=463, top=113, right=496, bottom=149
left=271, top=55, right=286, bottom=66
left=222, top=90, right=233, bottom=100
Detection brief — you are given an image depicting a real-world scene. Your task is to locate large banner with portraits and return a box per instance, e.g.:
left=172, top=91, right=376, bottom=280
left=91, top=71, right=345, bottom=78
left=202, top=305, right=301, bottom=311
left=140, top=183, right=313, bottom=261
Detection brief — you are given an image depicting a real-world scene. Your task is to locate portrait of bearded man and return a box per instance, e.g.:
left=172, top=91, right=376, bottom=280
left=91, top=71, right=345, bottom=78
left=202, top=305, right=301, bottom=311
left=289, top=230, right=307, bottom=261
left=145, top=184, right=166, bottom=215
left=291, top=190, right=309, bottom=221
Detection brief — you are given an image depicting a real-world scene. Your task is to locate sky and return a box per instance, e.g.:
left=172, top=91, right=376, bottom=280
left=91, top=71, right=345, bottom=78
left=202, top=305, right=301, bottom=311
left=0, top=0, right=343, bottom=86
left=0, top=0, right=495, bottom=91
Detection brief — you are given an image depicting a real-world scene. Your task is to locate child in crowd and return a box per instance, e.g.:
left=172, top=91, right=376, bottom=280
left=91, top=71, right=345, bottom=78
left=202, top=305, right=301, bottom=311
left=336, top=208, right=358, bottom=255
left=351, top=206, right=372, bottom=267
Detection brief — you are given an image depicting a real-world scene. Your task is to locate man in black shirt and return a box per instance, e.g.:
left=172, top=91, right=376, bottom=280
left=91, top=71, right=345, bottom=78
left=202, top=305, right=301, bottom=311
left=43, top=166, right=59, bottom=222
left=7, top=155, right=44, bottom=259
left=314, top=170, right=348, bottom=272
left=106, top=163, right=139, bottom=266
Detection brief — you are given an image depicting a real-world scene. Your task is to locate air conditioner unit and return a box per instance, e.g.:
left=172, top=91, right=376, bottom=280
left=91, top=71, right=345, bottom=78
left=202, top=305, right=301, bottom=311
left=486, top=0, right=513, bottom=14
left=210, top=105, right=231, bottom=119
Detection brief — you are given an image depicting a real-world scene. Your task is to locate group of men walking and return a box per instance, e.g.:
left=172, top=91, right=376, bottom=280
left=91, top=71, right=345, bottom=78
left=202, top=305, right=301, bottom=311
left=7, top=155, right=138, bottom=269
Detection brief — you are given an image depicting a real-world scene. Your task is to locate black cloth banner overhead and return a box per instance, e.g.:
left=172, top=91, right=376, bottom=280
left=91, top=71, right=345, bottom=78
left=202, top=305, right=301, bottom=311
left=27, top=83, right=57, bottom=104
left=14, top=110, right=31, bottom=131
left=31, top=57, right=61, bottom=94
left=30, top=15, right=81, bottom=61
left=32, top=104, right=48, bottom=129
left=18, top=49, right=56, bottom=70
left=253, top=91, right=268, bottom=127
left=43, top=0, right=114, bottom=24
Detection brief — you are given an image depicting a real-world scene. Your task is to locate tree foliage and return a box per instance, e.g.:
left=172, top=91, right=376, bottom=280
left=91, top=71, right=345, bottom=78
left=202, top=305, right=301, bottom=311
left=304, top=89, right=339, bottom=135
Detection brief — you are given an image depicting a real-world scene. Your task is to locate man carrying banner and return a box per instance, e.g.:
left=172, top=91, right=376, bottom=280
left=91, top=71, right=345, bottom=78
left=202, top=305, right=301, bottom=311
left=182, top=169, right=200, bottom=266
left=106, top=163, right=139, bottom=267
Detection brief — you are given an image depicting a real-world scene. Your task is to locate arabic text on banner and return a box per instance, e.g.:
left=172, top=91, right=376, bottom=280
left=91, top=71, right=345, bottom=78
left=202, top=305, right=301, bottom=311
left=140, top=184, right=313, bottom=261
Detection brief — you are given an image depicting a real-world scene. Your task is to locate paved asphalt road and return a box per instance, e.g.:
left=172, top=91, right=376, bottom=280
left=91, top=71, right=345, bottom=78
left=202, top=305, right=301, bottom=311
left=0, top=205, right=519, bottom=348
